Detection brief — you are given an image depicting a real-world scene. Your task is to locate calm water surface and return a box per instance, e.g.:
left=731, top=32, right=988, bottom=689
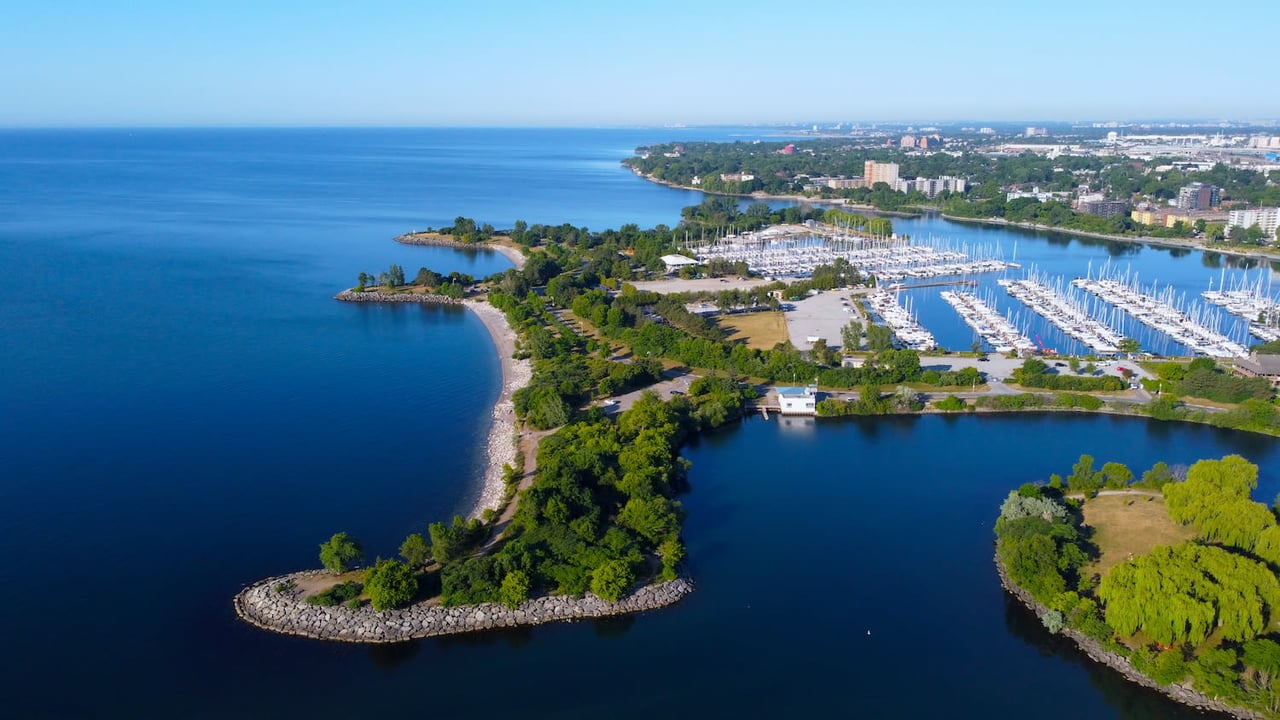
left=1, top=129, right=1278, bottom=718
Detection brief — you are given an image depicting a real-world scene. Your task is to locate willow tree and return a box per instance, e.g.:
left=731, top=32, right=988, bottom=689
left=1099, top=543, right=1280, bottom=646
left=1165, top=455, right=1272, bottom=553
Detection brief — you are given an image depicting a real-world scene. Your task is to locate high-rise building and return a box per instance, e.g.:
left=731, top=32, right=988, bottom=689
left=1227, top=207, right=1280, bottom=238
left=900, top=135, right=917, bottom=149
left=1025, top=127, right=1048, bottom=137
left=1177, top=182, right=1221, bottom=211
left=864, top=161, right=900, bottom=188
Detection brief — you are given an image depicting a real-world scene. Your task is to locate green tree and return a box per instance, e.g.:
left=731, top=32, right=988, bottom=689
left=590, top=559, right=635, bottom=602
left=319, top=532, right=362, bottom=574
left=1117, top=337, right=1140, bottom=354
left=364, top=558, right=419, bottom=611
left=498, top=570, right=531, bottom=609
left=841, top=319, right=862, bottom=351
left=399, top=533, right=430, bottom=567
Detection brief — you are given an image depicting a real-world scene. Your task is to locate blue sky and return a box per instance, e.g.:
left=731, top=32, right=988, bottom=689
left=2, top=0, right=1276, bottom=126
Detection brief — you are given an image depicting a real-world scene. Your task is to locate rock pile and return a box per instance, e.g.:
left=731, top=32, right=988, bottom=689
left=996, top=555, right=1262, bottom=719
left=334, top=290, right=462, bottom=304
left=234, top=572, right=692, bottom=644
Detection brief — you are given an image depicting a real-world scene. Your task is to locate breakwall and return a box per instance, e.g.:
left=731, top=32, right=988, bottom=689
left=234, top=571, right=693, bottom=643
left=334, top=289, right=462, bottom=304
left=995, top=555, right=1262, bottom=719
left=394, top=233, right=484, bottom=250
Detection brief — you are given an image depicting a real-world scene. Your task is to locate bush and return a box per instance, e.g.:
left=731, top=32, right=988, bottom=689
left=305, top=581, right=363, bottom=607
left=364, top=558, right=419, bottom=611
left=1041, top=609, right=1065, bottom=634
left=498, top=570, right=531, bottom=609
left=934, top=395, right=968, bottom=412
left=590, top=560, right=635, bottom=602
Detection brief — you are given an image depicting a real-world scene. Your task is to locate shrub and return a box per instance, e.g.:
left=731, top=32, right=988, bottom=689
left=1041, top=609, right=1065, bottom=634
left=305, top=581, right=363, bottom=607
left=364, top=558, right=419, bottom=611
left=590, top=560, right=635, bottom=602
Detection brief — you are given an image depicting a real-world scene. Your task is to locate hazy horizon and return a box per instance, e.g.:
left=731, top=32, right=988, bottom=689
left=5, top=0, right=1277, bottom=127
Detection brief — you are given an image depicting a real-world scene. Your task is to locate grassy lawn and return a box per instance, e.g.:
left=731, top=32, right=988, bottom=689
left=1082, top=493, right=1196, bottom=579
left=716, top=311, right=790, bottom=350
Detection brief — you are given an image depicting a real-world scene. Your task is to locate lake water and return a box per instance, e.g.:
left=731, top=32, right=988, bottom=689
left=1, top=128, right=1277, bottom=718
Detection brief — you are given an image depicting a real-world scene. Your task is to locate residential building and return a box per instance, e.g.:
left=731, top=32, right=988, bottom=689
left=1176, top=182, right=1221, bottom=211
left=1075, top=193, right=1127, bottom=217
left=1227, top=207, right=1280, bottom=237
left=1025, top=127, right=1048, bottom=137
left=1131, top=210, right=1160, bottom=225
left=900, top=134, right=917, bottom=149
left=864, top=161, right=900, bottom=187
left=1006, top=186, right=1056, bottom=203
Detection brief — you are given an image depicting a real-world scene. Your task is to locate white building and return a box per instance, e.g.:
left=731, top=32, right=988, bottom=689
left=776, top=385, right=818, bottom=415
left=660, top=254, right=700, bottom=272
left=1227, top=207, right=1280, bottom=238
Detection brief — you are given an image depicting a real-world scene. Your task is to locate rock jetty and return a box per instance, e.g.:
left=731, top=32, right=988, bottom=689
left=235, top=572, right=693, bottom=643
left=334, top=289, right=462, bottom=304
left=394, top=232, right=479, bottom=250
left=996, top=556, right=1262, bottom=719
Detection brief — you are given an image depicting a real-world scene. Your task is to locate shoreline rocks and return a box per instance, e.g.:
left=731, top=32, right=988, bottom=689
left=234, top=572, right=693, bottom=643
left=995, top=555, right=1262, bottom=719
left=334, top=289, right=463, bottom=304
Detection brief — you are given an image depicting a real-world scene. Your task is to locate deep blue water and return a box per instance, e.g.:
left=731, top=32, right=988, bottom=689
left=1, top=128, right=1278, bottom=718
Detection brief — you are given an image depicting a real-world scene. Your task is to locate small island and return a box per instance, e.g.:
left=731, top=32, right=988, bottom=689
left=996, top=454, right=1280, bottom=718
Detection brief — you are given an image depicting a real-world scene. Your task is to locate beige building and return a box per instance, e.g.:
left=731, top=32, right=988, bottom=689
left=864, top=161, right=900, bottom=188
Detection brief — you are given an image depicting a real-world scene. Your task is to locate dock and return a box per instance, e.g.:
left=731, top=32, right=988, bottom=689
left=864, top=290, right=937, bottom=351
left=1072, top=274, right=1247, bottom=358
left=940, top=290, right=1036, bottom=355
left=1000, top=273, right=1125, bottom=354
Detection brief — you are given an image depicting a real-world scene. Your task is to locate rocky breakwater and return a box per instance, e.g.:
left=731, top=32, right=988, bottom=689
left=393, top=232, right=479, bottom=250
left=235, top=572, right=693, bottom=643
left=334, top=289, right=462, bottom=304
left=996, top=556, right=1263, bottom=719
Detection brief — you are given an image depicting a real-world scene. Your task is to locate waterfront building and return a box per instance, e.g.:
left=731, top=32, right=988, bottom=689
left=864, top=161, right=900, bottom=188
left=1233, top=353, right=1280, bottom=386
left=1077, top=197, right=1128, bottom=217
left=776, top=385, right=818, bottom=415
left=1131, top=210, right=1160, bottom=225
left=1176, top=182, right=1221, bottom=211
left=660, top=254, right=700, bottom=272
left=1006, top=186, right=1057, bottom=203
left=1227, top=207, right=1280, bottom=237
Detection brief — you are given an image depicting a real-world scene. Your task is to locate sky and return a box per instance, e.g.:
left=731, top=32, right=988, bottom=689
left=2, top=0, right=1277, bottom=127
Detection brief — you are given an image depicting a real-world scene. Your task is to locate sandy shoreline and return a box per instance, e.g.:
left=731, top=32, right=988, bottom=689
left=463, top=299, right=532, bottom=517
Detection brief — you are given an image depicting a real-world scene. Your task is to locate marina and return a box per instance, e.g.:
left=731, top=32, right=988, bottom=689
left=685, top=227, right=1016, bottom=281
left=939, top=290, right=1036, bottom=355
left=999, top=272, right=1126, bottom=354
left=1201, top=269, right=1280, bottom=343
left=1072, top=269, right=1248, bottom=358
left=863, top=290, right=937, bottom=351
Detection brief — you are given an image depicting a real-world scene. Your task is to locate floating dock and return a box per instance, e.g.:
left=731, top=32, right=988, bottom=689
left=940, top=290, right=1036, bottom=355
left=1000, top=273, right=1125, bottom=354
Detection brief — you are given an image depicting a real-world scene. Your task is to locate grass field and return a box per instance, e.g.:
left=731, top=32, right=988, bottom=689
left=716, top=312, right=790, bottom=350
left=1082, top=493, right=1196, bottom=578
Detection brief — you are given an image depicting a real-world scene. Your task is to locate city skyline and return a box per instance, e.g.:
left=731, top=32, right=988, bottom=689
left=4, top=0, right=1278, bottom=127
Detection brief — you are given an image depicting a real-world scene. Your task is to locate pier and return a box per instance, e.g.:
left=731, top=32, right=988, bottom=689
left=864, top=290, right=937, bottom=351
left=686, top=228, right=1015, bottom=282
left=1201, top=271, right=1280, bottom=343
left=1000, top=273, right=1125, bottom=354
left=940, top=290, right=1036, bottom=355
left=1072, top=273, right=1247, bottom=358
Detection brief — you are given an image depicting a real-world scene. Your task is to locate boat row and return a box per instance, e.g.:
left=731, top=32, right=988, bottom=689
left=687, top=232, right=1015, bottom=281
left=1072, top=274, right=1247, bottom=358
left=940, top=290, right=1037, bottom=355
left=999, top=274, right=1125, bottom=354
left=864, top=290, right=936, bottom=351
left=1201, top=270, right=1280, bottom=342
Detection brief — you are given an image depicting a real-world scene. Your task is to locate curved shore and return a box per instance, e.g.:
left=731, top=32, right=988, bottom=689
left=463, top=298, right=532, bottom=516
left=234, top=570, right=692, bottom=643
left=394, top=232, right=527, bottom=269
left=625, top=166, right=1276, bottom=260
left=996, top=556, right=1262, bottom=719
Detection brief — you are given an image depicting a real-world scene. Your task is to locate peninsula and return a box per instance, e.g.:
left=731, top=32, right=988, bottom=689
left=238, top=202, right=1280, bottom=645
left=995, top=455, right=1280, bottom=719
